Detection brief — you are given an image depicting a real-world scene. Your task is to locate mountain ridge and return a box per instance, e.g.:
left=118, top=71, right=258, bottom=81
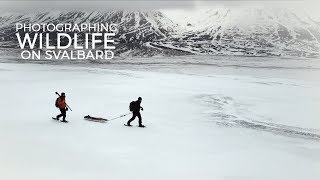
left=0, top=9, right=319, bottom=58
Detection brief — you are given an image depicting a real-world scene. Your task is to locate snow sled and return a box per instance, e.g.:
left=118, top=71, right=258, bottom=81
left=84, top=115, right=108, bottom=123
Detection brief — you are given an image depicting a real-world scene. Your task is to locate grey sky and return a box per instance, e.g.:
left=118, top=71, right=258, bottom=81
left=0, top=1, right=196, bottom=12
left=0, top=0, right=319, bottom=18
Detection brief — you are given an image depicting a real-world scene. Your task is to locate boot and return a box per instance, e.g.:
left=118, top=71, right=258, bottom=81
left=61, top=118, right=68, bottom=123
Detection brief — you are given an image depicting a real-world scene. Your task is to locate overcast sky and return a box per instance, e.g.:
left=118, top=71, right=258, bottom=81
left=0, top=0, right=319, bottom=19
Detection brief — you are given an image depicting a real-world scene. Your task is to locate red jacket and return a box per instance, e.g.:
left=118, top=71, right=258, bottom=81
left=57, top=97, right=66, bottom=109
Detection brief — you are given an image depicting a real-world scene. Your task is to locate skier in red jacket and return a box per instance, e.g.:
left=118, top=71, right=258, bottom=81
left=55, top=92, right=68, bottom=122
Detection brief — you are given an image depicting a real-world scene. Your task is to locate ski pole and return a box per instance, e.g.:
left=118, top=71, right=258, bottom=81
left=55, top=92, right=73, bottom=111
left=109, top=112, right=131, bottom=121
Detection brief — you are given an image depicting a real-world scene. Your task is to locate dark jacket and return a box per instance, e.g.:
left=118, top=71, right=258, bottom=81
left=132, top=100, right=141, bottom=112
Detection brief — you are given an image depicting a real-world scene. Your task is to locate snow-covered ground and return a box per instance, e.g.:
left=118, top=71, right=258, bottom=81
left=0, top=56, right=320, bottom=180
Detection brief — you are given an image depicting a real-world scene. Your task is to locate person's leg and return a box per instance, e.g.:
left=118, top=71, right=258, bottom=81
left=62, top=108, right=66, bottom=121
left=137, top=112, right=142, bottom=126
left=56, top=109, right=63, bottom=119
left=58, top=108, right=67, bottom=121
left=127, top=113, right=136, bottom=125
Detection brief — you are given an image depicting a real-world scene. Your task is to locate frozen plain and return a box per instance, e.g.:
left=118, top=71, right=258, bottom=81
left=0, top=55, right=320, bottom=180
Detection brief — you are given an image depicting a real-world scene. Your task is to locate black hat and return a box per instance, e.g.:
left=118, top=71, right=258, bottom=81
left=61, top=92, right=66, bottom=97
left=138, top=97, right=142, bottom=100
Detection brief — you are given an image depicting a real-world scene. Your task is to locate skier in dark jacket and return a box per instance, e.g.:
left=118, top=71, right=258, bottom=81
left=55, top=92, right=68, bottom=122
left=127, top=97, right=145, bottom=127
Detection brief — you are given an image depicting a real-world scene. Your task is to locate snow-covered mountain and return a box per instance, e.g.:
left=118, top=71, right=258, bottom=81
left=163, top=7, right=320, bottom=57
left=0, top=8, right=319, bottom=58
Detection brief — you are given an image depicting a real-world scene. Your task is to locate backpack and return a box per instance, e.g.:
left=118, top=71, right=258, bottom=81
left=55, top=98, right=59, bottom=108
left=129, top=101, right=135, bottom=111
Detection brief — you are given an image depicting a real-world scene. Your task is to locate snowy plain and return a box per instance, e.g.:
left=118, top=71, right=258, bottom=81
left=0, top=55, right=320, bottom=180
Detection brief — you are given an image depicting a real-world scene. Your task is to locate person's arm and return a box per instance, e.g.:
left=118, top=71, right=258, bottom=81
left=64, top=101, right=68, bottom=111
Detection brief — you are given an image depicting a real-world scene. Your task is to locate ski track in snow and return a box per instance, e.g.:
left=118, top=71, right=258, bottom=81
left=196, top=94, right=320, bottom=141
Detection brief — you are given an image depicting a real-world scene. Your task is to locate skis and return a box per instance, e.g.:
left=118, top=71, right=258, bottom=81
left=52, top=117, right=68, bottom=123
left=124, top=124, right=146, bottom=128
left=52, top=117, right=147, bottom=126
